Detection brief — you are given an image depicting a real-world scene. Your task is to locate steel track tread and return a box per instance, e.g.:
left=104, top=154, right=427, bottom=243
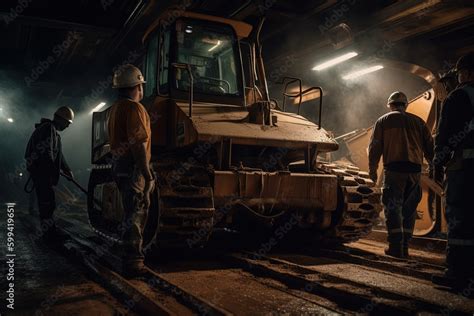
left=319, top=162, right=383, bottom=244
left=152, top=160, right=215, bottom=247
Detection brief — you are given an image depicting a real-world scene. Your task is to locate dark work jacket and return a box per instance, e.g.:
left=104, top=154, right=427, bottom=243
left=434, top=82, right=474, bottom=171
left=368, top=110, right=434, bottom=173
left=24, top=118, right=70, bottom=185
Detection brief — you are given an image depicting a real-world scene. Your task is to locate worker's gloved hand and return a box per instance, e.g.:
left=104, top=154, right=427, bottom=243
left=63, top=169, right=74, bottom=180
left=143, top=178, right=155, bottom=210
left=369, top=170, right=378, bottom=183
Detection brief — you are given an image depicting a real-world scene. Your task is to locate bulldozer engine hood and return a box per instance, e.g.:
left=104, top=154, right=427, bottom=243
left=174, top=101, right=339, bottom=151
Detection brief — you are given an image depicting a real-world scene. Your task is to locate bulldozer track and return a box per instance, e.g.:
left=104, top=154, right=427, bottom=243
left=86, top=160, right=383, bottom=248
left=319, top=162, right=383, bottom=243
left=86, top=161, right=216, bottom=249
left=151, top=160, right=215, bottom=248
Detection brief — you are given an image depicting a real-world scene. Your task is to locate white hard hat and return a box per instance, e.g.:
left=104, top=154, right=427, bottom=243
left=112, top=64, right=146, bottom=89
left=54, top=106, right=74, bottom=123
left=387, top=91, right=408, bottom=107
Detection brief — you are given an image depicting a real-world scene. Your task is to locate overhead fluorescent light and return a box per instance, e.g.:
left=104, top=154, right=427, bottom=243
left=312, top=52, right=358, bottom=71
left=90, top=102, right=106, bottom=114
left=208, top=40, right=221, bottom=52
left=342, top=65, right=384, bottom=80
left=7, top=118, right=13, bottom=123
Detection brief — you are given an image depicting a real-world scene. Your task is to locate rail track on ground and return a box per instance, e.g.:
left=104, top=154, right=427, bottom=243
left=20, top=211, right=474, bottom=315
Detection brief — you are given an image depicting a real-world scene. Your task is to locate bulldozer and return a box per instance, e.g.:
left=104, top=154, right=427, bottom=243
left=88, top=10, right=382, bottom=250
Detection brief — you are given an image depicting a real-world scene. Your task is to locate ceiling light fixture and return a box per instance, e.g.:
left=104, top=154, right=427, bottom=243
left=90, top=102, right=106, bottom=114
left=312, top=52, right=358, bottom=71
left=342, top=65, right=384, bottom=80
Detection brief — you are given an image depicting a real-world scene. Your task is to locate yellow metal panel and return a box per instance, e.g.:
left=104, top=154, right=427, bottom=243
left=176, top=103, right=338, bottom=150
left=214, top=171, right=338, bottom=211
left=143, top=11, right=253, bottom=43
left=406, top=89, right=435, bottom=125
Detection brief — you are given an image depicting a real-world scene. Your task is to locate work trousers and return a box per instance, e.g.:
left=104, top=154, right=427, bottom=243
left=382, top=170, right=422, bottom=248
left=445, top=168, right=474, bottom=279
left=32, top=174, right=56, bottom=220
left=114, top=167, right=149, bottom=266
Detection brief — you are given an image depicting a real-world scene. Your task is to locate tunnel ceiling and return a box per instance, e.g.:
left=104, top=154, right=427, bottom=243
left=0, top=0, right=473, bottom=90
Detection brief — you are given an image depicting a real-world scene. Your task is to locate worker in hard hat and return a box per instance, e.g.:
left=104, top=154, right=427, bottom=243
left=24, top=106, right=75, bottom=241
left=432, top=52, right=474, bottom=289
left=108, top=64, right=154, bottom=277
left=368, top=91, right=434, bottom=258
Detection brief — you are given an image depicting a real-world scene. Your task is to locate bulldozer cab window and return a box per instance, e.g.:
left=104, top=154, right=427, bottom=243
left=173, top=20, right=241, bottom=97
left=158, top=26, right=170, bottom=95
left=145, top=31, right=158, bottom=98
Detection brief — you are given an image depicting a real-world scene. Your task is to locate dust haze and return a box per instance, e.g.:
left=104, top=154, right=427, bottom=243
left=0, top=70, right=113, bottom=204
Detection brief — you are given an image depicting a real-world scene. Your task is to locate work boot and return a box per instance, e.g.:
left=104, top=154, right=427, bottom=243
left=40, top=224, right=58, bottom=242
left=384, top=244, right=405, bottom=258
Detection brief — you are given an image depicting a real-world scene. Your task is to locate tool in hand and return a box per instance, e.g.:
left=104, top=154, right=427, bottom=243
left=61, top=172, right=102, bottom=206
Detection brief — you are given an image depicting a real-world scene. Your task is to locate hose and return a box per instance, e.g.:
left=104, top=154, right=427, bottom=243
left=60, top=172, right=103, bottom=207
left=234, top=168, right=286, bottom=219
left=236, top=201, right=286, bottom=219
left=60, top=172, right=88, bottom=194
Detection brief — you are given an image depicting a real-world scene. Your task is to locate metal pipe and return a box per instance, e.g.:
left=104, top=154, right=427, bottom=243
left=254, top=17, right=270, bottom=102
left=280, top=77, right=302, bottom=112
left=172, top=63, right=194, bottom=117
left=110, top=0, right=146, bottom=50
left=229, top=0, right=252, bottom=18
left=334, top=130, right=359, bottom=141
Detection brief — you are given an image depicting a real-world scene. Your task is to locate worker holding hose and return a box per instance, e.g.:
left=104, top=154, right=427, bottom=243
left=24, top=106, right=75, bottom=242
left=108, top=64, right=154, bottom=277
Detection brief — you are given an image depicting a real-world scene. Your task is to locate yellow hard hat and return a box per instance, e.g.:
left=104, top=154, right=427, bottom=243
left=112, top=64, right=146, bottom=89
left=54, top=106, right=74, bottom=123
left=387, top=91, right=408, bottom=107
